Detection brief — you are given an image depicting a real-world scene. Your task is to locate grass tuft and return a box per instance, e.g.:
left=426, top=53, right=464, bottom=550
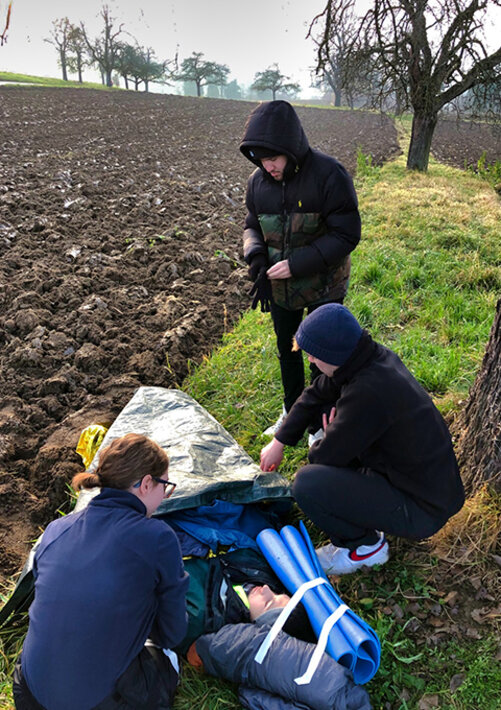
left=431, top=486, right=501, bottom=581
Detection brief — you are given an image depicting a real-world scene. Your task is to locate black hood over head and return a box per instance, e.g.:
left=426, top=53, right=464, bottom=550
left=240, top=101, right=310, bottom=171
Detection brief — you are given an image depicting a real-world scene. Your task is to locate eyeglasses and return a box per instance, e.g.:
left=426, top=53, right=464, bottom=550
left=133, top=476, right=177, bottom=498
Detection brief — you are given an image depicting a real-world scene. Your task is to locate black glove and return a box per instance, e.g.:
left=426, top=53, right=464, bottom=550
left=249, top=267, right=273, bottom=313
left=248, top=253, right=268, bottom=281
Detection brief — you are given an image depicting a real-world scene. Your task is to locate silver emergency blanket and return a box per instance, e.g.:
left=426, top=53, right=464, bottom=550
left=87, top=386, right=291, bottom=513
left=0, top=387, right=291, bottom=628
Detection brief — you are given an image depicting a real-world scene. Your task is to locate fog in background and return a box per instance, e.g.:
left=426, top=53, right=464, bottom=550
left=1, top=0, right=328, bottom=97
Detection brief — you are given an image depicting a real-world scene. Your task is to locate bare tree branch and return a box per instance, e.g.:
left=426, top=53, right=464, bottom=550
left=311, top=0, right=501, bottom=170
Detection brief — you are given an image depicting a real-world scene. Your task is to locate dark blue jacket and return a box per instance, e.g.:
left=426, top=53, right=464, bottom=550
left=22, top=488, right=189, bottom=710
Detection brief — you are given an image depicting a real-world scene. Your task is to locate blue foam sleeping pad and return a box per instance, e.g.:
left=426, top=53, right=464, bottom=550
left=257, top=522, right=380, bottom=684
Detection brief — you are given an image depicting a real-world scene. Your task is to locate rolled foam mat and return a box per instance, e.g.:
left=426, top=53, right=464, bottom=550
left=257, top=524, right=380, bottom=684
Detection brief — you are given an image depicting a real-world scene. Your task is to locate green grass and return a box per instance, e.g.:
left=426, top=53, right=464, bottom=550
left=0, top=71, right=120, bottom=91
left=466, top=151, right=501, bottom=192
left=330, top=551, right=501, bottom=710
left=351, top=152, right=499, bottom=407
left=1, top=122, right=500, bottom=709
left=0, top=602, right=24, bottom=710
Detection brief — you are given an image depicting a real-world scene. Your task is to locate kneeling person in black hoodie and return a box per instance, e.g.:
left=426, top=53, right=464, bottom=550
left=260, top=304, right=465, bottom=575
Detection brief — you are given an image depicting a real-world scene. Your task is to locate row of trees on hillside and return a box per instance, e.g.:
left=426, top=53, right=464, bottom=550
left=46, top=5, right=302, bottom=99
left=45, top=9, right=170, bottom=91
left=178, top=59, right=301, bottom=99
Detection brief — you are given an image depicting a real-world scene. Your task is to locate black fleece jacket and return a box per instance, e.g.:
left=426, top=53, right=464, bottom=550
left=276, top=332, right=465, bottom=519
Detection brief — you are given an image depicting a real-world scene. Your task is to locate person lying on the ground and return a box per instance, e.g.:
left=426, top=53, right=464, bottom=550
left=178, top=536, right=373, bottom=708
left=176, top=547, right=315, bottom=656
left=186, top=580, right=372, bottom=710
left=260, top=303, right=465, bottom=576
left=13, top=433, right=189, bottom=710
left=188, top=616, right=371, bottom=710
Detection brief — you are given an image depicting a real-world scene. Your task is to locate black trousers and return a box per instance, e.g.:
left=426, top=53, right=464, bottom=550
left=293, top=464, right=448, bottom=549
left=13, top=645, right=179, bottom=710
left=271, top=299, right=342, bottom=412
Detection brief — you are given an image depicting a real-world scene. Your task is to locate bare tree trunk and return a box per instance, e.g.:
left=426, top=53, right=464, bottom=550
left=60, top=49, right=68, bottom=81
left=333, top=88, right=341, bottom=107
left=196, top=81, right=202, bottom=97
left=455, top=298, right=501, bottom=494
left=144, top=79, right=149, bottom=92
left=407, top=112, right=437, bottom=171
left=123, top=75, right=129, bottom=90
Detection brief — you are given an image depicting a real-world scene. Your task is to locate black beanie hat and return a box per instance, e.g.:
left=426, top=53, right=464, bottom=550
left=295, top=304, right=362, bottom=366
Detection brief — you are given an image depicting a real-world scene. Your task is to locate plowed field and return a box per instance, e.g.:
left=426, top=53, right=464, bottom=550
left=433, top=117, right=500, bottom=169
left=0, top=88, right=402, bottom=582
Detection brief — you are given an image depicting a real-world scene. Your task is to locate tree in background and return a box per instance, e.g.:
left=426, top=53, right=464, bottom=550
left=173, top=52, right=229, bottom=97
left=311, top=0, right=501, bottom=171
left=81, top=5, right=124, bottom=87
left=251, top=64, right=301, bottom=100
left=115, top=42, right=137, bottom=90
left=223, top=79, right=243, bottom=100
left=115, top=43, right=168, bottom=91
left=1, top=0, right=12, bottom=46
left=44, top=17, right=72, bottom=81
left=308, top=0, right=357, bottom=107
left=66, top=24, right=87, bottom=83
left=463, top=75, right=501, bottom=120
left=135, top=46, right=168, bottom=92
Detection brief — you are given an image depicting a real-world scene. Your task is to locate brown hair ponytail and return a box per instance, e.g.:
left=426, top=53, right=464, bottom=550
left=72, top=471, right=102, bottom=490
left=72, top=433, right=168, bottom=491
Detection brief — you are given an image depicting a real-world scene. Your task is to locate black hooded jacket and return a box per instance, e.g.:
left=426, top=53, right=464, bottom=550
left=240, top=101, right=361, bottom=310
left=276, top=332, right=465, bottom=520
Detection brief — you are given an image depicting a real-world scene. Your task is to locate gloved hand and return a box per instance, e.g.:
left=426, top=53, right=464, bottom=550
left=249, top=267, right=273, bottom=312
left=248, top=253, right=268, bottom=281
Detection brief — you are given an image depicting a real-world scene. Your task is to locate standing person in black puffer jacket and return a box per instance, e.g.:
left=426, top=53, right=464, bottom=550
left=240, top=100, right=361, bottom=440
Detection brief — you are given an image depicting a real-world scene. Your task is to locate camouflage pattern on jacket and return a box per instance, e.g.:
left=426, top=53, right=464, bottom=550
left=258, top=212, right=350, bottom=310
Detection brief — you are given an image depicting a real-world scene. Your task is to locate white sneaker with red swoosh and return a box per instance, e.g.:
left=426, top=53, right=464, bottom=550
left=315, top=533, right=389, bottom=575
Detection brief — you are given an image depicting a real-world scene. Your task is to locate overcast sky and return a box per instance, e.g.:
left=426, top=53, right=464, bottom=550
left=1, top=0, right=330, bottom=96
left=2, top=1, right=499, bottom=97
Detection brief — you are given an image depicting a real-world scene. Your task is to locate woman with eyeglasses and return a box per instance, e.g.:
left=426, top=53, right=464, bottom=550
left=13, top=433, right=189, bottom=710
